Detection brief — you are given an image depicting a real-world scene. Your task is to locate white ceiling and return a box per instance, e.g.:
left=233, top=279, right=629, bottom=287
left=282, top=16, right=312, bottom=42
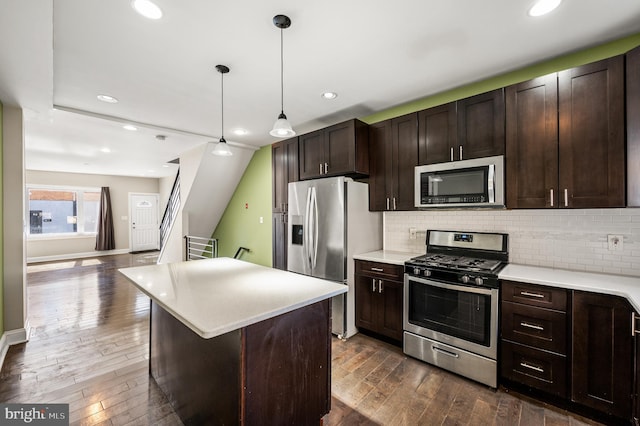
left=1, top=0, right=640, bottom=178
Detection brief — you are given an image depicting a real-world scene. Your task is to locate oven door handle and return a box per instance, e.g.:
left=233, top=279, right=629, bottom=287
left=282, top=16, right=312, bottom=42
left=405, top=274, right=495, bottom=296
left=432, top=345, right=459, bottom=358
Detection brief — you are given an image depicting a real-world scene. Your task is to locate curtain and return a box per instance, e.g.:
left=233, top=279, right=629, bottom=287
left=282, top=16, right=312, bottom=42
left=95, top=187, right=115, bottom=251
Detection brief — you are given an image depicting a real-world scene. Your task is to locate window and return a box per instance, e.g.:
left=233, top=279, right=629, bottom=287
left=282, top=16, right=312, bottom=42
left=27, top=186, right=101, bottom=236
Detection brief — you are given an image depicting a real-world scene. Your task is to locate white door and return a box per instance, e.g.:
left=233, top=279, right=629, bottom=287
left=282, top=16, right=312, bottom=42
left=130, top=193, right=159, bottom=252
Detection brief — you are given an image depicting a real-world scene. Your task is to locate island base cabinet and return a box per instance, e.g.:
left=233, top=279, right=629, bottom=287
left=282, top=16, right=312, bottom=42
left=150, top=299, right=331, bottom=425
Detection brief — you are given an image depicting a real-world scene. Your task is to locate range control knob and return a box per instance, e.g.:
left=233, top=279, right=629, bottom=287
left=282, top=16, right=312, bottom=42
left=413, top=267, right=420, bottom=276
left=423, top=269, right=431, bottom=277
left=460, top=275, right=470, bottom=284
left=474, top=277, right=484, bottom=286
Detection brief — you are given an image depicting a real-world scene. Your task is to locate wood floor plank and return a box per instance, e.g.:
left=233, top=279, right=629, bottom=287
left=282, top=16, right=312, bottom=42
left=0, top=253, right=607, bottom=426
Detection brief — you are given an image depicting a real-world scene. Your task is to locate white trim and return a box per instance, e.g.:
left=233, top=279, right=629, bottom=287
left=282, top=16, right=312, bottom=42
left=27, top=248, right=131, bottom=264
left=0, top=321, right=32, bottom=372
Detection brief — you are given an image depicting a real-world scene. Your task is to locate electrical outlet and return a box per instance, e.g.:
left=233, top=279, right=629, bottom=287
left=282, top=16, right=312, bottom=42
left=607, top=234, right=623, bottom=251
left=409, top=228, right=417, bottom=240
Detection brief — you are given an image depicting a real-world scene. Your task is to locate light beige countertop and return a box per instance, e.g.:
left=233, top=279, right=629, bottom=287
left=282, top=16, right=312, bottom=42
left=119, top=257, right=347, bottom=339
left=353, top=250, right=417, bottom=266
left=499, top=264, right=640, bottom=312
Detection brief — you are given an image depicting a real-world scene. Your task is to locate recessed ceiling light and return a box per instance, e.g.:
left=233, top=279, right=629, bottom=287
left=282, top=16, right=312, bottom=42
left=528, top=0, right=561, bottom=17
left=131, top=0, right=163, bottom=20
left=233, top=129, right=248, bottom=136
left=97, top=94, right=118, bottom=103
left=100, top=147, right=111, bottom=153
left=123, top=124, right=138, bottom=131
left=321, top=92, right=338, bottom=100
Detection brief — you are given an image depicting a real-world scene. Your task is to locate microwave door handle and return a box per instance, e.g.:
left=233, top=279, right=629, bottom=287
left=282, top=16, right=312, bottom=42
left=487, top=164, right=495, bottom=203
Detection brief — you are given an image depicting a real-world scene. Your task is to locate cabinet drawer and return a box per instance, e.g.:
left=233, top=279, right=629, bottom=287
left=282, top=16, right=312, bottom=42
left=355, top=260, right=403, bottom=281
left=502, top=301, right=567, bottom=354
left=502, top=280, right=567, bottom=311
left=501, top=340, right=567, bottom=398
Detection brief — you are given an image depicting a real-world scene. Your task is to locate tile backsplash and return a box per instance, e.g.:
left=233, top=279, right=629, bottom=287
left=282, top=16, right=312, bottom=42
left=384, top=208, right=640, bottom=277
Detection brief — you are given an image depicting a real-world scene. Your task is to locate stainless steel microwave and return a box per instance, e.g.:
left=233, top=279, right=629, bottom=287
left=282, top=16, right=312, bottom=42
left=414, top=155, right=504, bottom=208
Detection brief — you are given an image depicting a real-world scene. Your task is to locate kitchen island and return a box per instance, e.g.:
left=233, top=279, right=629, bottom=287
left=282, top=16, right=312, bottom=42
left=119, top=257, right=347, bottom=425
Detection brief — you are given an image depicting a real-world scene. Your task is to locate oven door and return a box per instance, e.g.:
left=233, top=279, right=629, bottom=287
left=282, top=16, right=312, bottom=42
left=403, top=274, right=498, bottom=359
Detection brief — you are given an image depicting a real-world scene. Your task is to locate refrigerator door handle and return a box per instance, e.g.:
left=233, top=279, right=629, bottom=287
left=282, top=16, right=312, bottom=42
left=310, top=186, right=319, bottom=269
left=304, top=187, right=313, bottom=270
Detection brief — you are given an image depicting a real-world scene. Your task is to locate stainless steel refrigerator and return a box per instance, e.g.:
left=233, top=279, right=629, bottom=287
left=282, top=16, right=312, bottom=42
left=288, top=176, right=382, bottom=339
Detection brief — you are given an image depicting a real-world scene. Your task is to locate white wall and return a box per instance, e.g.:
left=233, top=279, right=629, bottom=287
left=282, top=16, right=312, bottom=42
left=26, top=170, right=159, bottom=260
left=385, top=208, right=640, bottom=277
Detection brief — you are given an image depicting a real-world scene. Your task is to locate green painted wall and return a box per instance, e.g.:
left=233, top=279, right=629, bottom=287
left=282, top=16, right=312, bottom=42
left=363, top=32, right=640, bottom=124
left=212, top=145, right=272, bottom=267
left=0, top=101, right=4, bottom=336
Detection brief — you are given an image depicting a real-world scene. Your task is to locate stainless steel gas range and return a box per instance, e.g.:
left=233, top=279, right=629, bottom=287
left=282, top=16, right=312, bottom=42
left=403, top=230, right=508, bottom=388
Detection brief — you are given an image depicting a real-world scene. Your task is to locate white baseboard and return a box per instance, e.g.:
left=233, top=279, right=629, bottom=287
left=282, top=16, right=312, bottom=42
left=27, top=248, right=131, bottom=264
left=0, top=321, right=31, bottom=372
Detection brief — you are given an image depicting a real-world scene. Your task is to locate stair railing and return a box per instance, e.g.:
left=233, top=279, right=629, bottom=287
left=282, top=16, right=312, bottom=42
left=185, top=236, right=219, bottom=260
left=160, top=171, right=180, bottom=250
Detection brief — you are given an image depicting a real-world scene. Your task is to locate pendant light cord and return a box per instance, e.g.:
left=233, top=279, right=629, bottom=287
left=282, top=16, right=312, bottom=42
left=280, top=27, right=284, bottom=114
left=220, top=70, right=224, bottom=139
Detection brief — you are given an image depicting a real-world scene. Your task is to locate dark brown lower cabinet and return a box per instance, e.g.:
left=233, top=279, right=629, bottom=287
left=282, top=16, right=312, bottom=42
left=572, top=291, right=633, bottom=420
left=354, top=260, right=403, bottom=342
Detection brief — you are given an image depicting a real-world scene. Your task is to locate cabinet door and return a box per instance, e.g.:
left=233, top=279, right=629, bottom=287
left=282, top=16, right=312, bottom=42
left=378, top=279, right=403, bottom=341
left=418, top=103, right=457, bottom=165
left=272, top=213, right=287, bottom=270
left=627, top=45, right=640, bottom=207
left=392, top=113, right=418, bottom=211
left=272, top=138, right=298, bottom=212
left=505, top=75, right=559, bottom=208
left=558, top=56, right=625, bottom=208
left=457, top=89, right=505, bottom=160
left=572, top=291, right=632, bottom=419
left=368, top=121, right=392, bottom=211
left=355, top=274, right=378, bottom=332
left=299, top=130, right=324, bottom=180
left=324, top=120, right=356, bottom=176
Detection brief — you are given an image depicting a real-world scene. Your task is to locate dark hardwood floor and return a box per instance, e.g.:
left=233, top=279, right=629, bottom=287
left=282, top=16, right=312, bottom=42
left=0, top=253, right=602, bottom=425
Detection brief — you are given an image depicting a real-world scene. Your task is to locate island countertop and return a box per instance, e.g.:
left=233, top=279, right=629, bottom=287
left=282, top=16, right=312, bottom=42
left=119, top=257, right=347, bottom=339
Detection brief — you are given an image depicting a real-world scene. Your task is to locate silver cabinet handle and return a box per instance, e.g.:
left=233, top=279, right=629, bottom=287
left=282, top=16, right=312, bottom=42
left=432, top=346, right=459, bottom=358
left=392, top=197, right=397, bottom=210
left=520, top=322, right=544, bottom=331
left=325, top=163, right=328, bottom=174
left=378, top=280, right=383, bottom=293
left=372, top=278, right=376, bottom=292
left=550, top=189, right=554, bottom=207
left=520, top=291, right=545, bottom=299
left=450, top=147, right=454, bottom=162
left=319, top=163, right=323, bottom=175
left=459, top=145, right=463, bottom=160
left=632, top=312, right=640, bottom=336
left=371, top=267, right=384, bottom=272
left=386, top=198, right=390, bottom=210
left=520, top=362, right=544, bottom=373
left=564, top=189, right=568, bottom=207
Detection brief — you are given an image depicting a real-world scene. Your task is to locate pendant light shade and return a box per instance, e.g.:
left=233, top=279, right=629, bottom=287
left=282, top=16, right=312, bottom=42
left=212, top=64, right=233, bottom=156
left=270, top=14, right=295, bottom=138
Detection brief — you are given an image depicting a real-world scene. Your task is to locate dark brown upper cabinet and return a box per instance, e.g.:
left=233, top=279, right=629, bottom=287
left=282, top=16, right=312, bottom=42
left=272, top=137, right=298, bottom=213
left=558, top=56, right=625, bottom=208
left=627, top=45, right=640, bottom=207
left=506, top=74, right=559, bottom=208
left=368, top=113, right=418, bottom=211
left=506, top=56, right=625, bottom=209
left=418, top=89, right=505, bottom=164
left=298, top=119, right=369, bottom=180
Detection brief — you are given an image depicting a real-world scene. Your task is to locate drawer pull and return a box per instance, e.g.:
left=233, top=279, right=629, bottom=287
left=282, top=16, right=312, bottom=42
left=520, top=362, right=544, bottom=373
left=520, top=322, right=544, bottom=331
left=520, top=291, right=544, bottom=299
left=372, top=279, right=376, bottom=292
left=632, top=312, right=640, bottom=336
left=371, top=267, right=384, bottom=272
left=432, top=346, right=459, bottom=358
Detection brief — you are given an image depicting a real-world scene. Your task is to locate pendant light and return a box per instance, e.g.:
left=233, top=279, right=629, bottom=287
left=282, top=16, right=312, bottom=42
left=270, top=14, right=295, bottom=138
left=212, top=64, right=233, bottom=157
